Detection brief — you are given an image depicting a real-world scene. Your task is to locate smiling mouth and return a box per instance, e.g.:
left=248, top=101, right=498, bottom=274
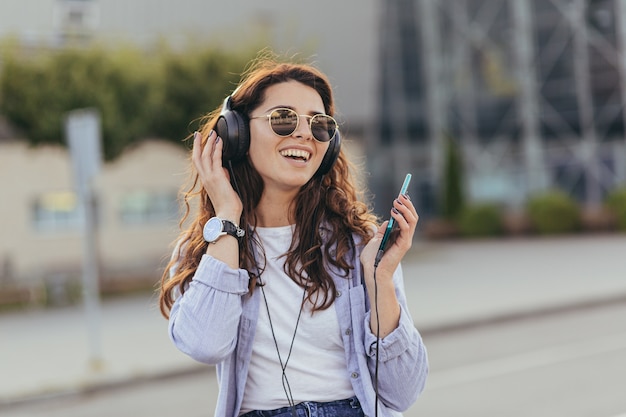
left=280, top=149, right=311, bottom=162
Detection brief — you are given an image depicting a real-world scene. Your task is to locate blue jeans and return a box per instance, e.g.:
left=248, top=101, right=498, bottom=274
left=240, top=396, right=365, bottom=417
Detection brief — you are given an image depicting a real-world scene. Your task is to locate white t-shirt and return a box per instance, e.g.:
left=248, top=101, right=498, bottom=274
left=240, top=225, right=355, bottom=414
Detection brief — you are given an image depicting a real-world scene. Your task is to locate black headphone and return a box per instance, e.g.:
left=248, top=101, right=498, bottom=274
left=215, top=96, right=341, bottom=176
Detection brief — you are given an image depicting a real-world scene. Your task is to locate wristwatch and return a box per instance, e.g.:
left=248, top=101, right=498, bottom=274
left=203, top=217, right=245, bottom=243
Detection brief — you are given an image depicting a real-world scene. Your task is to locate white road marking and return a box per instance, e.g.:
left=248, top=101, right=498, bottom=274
left=426, top=332, right=626, bottom=390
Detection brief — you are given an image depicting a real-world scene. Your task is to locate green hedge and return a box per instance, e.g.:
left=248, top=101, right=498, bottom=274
left=526, top=191, right=581, bottom=234
left=0, top=42, right=253, bottom=160
left=605, top=188, right=626, bottom=231
left=150, top=47, right=251, bottom=143
left=458, top=203, right=504, bottom=237
left=440, top=134, right=465, bottom=220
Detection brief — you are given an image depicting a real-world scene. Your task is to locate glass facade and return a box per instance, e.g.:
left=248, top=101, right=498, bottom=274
left=375, top=0, right=626, bottom=209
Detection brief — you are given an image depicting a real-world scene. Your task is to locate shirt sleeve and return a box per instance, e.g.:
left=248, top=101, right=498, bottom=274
left=363, top=264, right=429, bottom=411
left=168, top=254, right=249, bottom=365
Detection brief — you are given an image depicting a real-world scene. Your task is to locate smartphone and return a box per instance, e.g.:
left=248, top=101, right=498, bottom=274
left=375, top=173, right=412, bottom=266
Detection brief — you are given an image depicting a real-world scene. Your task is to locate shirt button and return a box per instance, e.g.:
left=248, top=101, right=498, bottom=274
left=345, top=328, right=352, bottom=336
left=351, top=372, right=359, bottom=379
left=336, top=291, right=342, bottom=297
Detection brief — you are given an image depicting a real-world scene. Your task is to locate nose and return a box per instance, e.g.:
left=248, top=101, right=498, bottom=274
left=292, top=115, right=313, bottom=140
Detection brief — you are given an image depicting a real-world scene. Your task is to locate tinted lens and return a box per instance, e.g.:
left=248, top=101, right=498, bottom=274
left=310, top=114, right=337, bottom=142
left=269, top=108, right=298, bottom=136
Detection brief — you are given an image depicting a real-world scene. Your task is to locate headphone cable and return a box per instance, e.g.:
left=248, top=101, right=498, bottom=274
left=372, top=262, right=381, bottom=417
left=259, top=278, right=307, bottom=417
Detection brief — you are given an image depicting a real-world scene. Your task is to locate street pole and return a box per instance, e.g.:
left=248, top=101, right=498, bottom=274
left=65, top=108, right=104, bottom=371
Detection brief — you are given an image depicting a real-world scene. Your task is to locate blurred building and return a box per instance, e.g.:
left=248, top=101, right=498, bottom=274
left=0, top=0, right=379, bottom=128
left=2, top=0, right=626, bottom=286
left=375, top=0, right=626, bottom=215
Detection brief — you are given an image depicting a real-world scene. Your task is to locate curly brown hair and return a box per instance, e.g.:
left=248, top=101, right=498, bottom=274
left=159, top=57, right=378, bottom=318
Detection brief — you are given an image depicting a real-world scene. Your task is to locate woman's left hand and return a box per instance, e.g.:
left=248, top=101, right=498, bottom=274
left=360, top=193, right=418, bottom=338
left=360, top=193, right=419, bottom=279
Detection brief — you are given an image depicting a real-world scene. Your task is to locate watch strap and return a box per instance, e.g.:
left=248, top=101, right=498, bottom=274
left=221, top=219, right=245, bottom=241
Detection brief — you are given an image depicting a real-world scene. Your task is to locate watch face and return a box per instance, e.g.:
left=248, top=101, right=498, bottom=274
left=203, top=217, right=223, bottom=242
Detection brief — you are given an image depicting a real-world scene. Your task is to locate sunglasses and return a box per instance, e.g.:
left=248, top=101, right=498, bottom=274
left=250, top=108, right=338, bottom=143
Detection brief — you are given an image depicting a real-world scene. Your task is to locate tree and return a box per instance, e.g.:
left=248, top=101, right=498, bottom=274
left=0, top=43, right=254, bottom=160
left=440, top=133, right=465, bottom=219
left=0, top=46, right=161, bottom=160
left=149, top=47, right=251, bottom=145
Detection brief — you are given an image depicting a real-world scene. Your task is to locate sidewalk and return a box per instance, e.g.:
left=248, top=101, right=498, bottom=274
left=1, top=234, right=625, bottom=406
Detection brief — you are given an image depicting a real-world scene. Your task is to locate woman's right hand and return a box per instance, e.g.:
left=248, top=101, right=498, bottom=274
left=192, top=130, right=243, bottom=222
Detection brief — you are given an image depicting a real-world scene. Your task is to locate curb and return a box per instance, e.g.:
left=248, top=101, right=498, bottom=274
left=419, top=291, right=626, bottom=337
left=0, top=364, right=207, bottom=410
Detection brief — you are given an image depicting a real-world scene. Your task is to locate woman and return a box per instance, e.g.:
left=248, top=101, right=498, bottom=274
left=159, top=57, right=428, bottom=417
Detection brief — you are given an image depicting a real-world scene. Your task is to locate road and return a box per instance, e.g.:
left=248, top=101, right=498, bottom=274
left=411, top=300, right=626, bottom=417
left=3, top=300, right=626, bottom=417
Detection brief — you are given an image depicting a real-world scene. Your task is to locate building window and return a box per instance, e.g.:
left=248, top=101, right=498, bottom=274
left=53, top=0, right=100, bottom=44
left=33, top=191, right=82, bottom=233
left=119, top=190, right=178, bottom=225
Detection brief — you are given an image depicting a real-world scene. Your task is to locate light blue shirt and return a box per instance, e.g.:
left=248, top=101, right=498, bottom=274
left=168, top=234, right=428, bottom=417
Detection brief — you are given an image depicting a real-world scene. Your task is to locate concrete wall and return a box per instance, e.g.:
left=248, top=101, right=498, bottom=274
left=0, top=139, right=189, bottom=284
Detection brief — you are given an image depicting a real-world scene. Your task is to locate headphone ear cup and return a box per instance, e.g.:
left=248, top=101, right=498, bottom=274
left=215, top=97, right=250, bottom=164
left=315, top=130, right=341, bottom=176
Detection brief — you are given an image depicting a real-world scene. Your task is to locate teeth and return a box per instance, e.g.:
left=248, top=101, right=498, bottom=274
left=280, top=149, right=310, bottom=161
